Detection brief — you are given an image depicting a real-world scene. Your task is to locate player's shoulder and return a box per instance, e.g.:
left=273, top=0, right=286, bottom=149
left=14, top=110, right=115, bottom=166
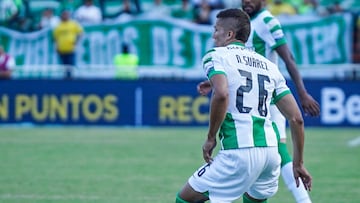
left=253, top=9, right=281, bottom=27
left=203, top=47, right=226, bottom=59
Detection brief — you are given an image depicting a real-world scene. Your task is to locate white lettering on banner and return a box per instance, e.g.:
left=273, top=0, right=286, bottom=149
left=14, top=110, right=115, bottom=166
left=77, top=27, right=140, bottom=66
left=288, top=29, right=307, bottom=63
left=106, top=30, right=121, bottom=64
left=172, top=28, right=185, bottom=66
left=1, top=14, right=351, bottom=67
left=122, top=27, right=139, bottom=55
left=321, top=87, right=360, bottom=125
left=346, top=95, right=360, bottom=124
left=9, top=32, right=57, bottom=65
left=90, top=32, right=106, bottom=64
left=292, top=23, right=341, bottom=64
left=312, top=23, right=340, bottom=63
left=153, top=27, right=169, bottom=65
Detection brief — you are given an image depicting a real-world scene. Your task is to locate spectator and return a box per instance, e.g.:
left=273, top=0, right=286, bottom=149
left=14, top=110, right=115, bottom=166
left=267, top=0, right=297, bottom=16
left=53, top=10, right=83, bottom=79
left=100, top=0, right=141, bottom=19
left=0, top=45, right=15, bottom=80
left=0, top=0, right=18, bottom=27
left=117, top=0, right=138, bottom=16
left=193, top=0, right=213, bottom=25
left=140, top=0, right=171, bottom=17
left=171, top=0, right=194, bottom=20
left=74, top=0, right=102, bottom=25
left=326, top=1, right=344, bottom=14
left=112, top=0, right=138, bottom=23
left=113, top=43, right=139, bottom=80
left=295, top=0, right=319, bottom=15
left=38, top=8, right=60, bottom=29
left=61, top=0, right=80, bottom=14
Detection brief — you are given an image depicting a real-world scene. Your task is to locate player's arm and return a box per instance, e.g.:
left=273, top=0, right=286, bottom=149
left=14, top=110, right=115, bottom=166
left=275, top=44, right=320, bottom=117
left=202, top=74, right=228, bottom=163
left=275, top=93, right=312, bottom=191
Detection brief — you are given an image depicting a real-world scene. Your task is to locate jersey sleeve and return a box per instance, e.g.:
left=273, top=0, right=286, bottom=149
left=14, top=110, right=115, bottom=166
left=272, top=69, right=291, bottom=104
left=262, top=16, right=287, bottom=50
left=202, top=48, right=226, bottom=79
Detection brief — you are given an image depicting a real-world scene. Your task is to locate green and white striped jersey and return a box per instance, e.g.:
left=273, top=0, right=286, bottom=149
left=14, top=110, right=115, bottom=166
left=245, top=9, right=287, bottom=65
left=202, top=42, right=291, bottom=150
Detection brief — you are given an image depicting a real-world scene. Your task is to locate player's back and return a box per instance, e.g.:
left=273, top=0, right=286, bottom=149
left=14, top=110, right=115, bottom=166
left=202, top=42, right=290, bottom=149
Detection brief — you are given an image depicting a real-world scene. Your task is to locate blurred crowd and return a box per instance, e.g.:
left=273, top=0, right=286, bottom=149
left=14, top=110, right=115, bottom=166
left=1, top=0, right=360, bottom=63
left=0, top=0, right=359, bottom=31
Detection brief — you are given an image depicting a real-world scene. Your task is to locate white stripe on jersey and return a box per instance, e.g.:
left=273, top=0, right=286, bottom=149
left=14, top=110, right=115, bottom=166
left=202, top=42, right=290, bottom=149
left=245, top=9, right=287, bottom=65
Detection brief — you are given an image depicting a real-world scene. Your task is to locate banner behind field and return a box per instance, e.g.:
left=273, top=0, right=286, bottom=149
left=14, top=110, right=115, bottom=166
left=0, top=79, right=359, bottom=127
left=0, top=13, right=353, bottom=68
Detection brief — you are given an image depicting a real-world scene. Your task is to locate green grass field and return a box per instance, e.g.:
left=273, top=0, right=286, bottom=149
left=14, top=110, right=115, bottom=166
left=0, top=127, right=359, bottom=203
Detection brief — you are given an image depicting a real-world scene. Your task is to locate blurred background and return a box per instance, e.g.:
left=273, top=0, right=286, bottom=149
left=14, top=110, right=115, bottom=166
left=0, top=1, right=359, bottom=203
left=0, top=0, right=359, bottom=127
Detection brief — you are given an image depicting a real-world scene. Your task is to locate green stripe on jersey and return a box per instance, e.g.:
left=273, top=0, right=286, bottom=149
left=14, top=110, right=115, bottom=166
left=205, top=48, right=215, bottom=55
left=219, top=113, right=238, bottom=149
left=273, top=89, right=291, bottom=104
left=253, top=32, right=266, bottom=56
left=263, top=16, right=273, bottom=24
left=208, top=70, right=225, bottom=79
left=252, top=116, right=267, bottom=147
left=203, top=57, right=212, bottom=64
left=270, top=24, right=281, bottom=33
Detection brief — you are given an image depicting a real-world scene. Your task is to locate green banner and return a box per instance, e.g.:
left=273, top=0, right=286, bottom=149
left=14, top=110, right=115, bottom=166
left=0, top=14, right=353, bottom=68
left=279, top=13, right=353, bottom=65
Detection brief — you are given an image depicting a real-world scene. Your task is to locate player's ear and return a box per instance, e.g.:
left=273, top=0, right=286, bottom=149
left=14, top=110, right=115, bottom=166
left=227, top=31, right=232, bottom=40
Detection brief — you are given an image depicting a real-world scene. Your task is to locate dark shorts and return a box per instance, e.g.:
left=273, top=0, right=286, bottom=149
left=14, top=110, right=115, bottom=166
left=58, top=52, right=75, bottom=66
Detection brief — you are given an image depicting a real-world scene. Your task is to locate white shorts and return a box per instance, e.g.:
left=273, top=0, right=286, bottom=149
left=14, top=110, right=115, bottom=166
left=188, top=147, right=281, bottom=202
left=270, top=104, right=286, bottom=139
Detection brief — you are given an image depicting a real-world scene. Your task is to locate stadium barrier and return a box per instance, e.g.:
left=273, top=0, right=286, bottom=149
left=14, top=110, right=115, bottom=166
left=10, top=63, right=360, bottom=80
left=0, top=78, right=359, bottom=127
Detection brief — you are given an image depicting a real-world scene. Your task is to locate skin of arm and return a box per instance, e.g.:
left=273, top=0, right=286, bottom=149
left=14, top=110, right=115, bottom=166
left=202, top=74, right=229, bottom=163
left=275, top=44, right=320, bottom=117
left=275, top=93, right=312, bottom=191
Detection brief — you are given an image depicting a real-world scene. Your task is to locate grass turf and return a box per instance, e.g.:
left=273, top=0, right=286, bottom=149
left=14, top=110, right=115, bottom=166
left=0, top=127, right=359, bottom=203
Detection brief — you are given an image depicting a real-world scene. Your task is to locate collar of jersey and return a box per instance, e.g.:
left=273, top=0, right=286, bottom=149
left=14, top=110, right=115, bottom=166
left=250, top=8, right=266, bottom=20
left=228, top=41, right=245, bottom=47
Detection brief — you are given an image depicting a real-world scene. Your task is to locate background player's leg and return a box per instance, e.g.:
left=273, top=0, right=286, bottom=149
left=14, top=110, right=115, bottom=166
left=280, top=160, right=311, bottom=203
left=271, top=105, right=312, bottom=203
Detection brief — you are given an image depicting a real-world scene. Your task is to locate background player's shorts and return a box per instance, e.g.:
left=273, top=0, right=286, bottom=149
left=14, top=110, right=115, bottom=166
left=270, top=104, right=287, bottom=139
left=188, top=147, right=281, bottom=202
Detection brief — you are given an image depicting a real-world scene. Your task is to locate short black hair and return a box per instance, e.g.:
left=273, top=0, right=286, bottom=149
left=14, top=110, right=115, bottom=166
left=216, top=8, right=251, bottom=42
left=122, top=43, right=129, bottom=53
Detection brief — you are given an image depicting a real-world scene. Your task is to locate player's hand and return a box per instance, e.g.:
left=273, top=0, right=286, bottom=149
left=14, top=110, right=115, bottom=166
left=300, top=93, right=320, bottom=117
left=202, top=137, right=216, bottom=163
left=197, top=80, right=212, bottom=96
left=293, top=163, right=312, bottom=191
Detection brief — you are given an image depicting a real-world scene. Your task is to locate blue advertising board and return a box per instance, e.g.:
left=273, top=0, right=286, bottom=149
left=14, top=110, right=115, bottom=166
left=0, top=79, right=359, bottom=127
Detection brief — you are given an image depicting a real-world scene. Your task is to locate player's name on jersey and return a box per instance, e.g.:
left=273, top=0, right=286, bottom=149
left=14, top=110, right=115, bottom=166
left=236, top=55, right=269, bottom=70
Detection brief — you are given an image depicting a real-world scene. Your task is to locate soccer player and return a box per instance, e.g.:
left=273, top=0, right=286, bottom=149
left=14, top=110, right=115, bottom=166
left=198, top=1, right=320, bottom=202
left=176, top=8, right=312, bottom=203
